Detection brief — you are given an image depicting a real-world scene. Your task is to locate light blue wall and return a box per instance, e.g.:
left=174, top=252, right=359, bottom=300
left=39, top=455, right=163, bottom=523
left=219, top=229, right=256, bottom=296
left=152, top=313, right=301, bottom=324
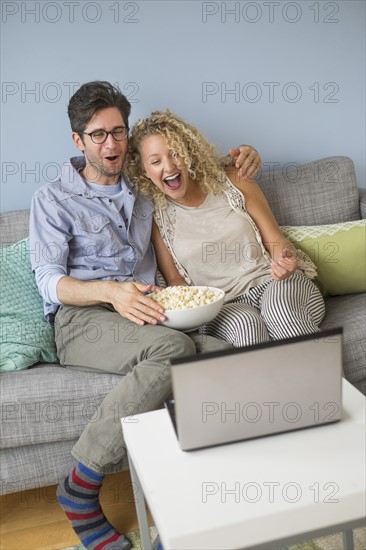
left=1, top=0, right=365, bottom=212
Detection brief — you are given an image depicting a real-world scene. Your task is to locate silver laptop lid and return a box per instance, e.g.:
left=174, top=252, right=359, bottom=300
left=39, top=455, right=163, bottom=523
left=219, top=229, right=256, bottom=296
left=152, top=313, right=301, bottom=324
left=169, top=328, right=343, bottom=451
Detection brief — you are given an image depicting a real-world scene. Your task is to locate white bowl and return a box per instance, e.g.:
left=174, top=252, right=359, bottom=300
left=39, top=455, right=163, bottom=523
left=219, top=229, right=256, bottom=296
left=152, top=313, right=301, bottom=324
left=158, top=286, right=225, bottom=332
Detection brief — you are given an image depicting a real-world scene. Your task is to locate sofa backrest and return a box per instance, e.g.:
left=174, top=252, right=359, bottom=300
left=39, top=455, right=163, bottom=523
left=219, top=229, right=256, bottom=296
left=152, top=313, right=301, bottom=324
left=0, top=209, right=30, bottom=245
left=256, top=155, right=360, bottom=226
left=0, top=156, right=361, bottom=246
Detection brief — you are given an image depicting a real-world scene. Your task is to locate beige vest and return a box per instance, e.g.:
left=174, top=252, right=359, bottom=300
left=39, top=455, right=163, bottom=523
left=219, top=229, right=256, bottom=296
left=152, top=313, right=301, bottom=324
left=154, top=179, right=274, bottom=300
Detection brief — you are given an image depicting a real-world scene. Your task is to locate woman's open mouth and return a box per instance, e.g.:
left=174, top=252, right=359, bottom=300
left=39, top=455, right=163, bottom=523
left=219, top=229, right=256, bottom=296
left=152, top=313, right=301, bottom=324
left=164, top=173, right=182, bottom=190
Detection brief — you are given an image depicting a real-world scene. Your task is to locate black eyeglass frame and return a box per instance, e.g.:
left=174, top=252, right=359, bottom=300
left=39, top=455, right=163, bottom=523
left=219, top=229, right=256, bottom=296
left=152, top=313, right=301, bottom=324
left=79, top=126, right=129, bottom=144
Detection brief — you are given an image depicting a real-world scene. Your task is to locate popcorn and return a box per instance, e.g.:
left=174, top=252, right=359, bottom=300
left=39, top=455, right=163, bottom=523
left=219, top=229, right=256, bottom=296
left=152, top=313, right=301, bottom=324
left=149, top=286, right=222, bottom=310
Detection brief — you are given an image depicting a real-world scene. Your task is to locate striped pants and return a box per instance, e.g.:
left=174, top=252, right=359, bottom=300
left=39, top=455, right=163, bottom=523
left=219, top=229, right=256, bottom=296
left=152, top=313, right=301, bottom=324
left=199, top=272, right=325, bottom=347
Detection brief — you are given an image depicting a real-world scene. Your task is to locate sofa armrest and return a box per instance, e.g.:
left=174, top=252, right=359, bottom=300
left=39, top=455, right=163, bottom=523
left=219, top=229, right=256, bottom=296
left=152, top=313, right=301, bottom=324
left=359, top=187, right=366, bottom=219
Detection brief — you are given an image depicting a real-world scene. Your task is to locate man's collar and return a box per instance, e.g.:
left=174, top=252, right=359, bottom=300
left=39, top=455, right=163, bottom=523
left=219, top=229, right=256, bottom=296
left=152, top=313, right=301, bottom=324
left=60, top=156, right=136, bottom=198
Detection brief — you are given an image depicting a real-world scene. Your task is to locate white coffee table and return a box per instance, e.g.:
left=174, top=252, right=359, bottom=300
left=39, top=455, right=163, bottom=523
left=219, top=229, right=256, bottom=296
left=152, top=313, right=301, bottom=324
left=122, top=379, right=365, bottom=550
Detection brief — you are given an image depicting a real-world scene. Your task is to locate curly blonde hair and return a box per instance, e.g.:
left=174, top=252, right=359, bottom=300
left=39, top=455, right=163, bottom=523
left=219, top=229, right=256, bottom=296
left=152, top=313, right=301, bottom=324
left=124, top=110, right=230, bottom=208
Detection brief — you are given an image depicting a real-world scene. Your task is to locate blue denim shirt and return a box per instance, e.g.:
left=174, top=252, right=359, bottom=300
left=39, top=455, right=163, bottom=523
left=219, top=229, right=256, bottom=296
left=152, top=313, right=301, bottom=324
left=30, top=156, right=157, bottom=321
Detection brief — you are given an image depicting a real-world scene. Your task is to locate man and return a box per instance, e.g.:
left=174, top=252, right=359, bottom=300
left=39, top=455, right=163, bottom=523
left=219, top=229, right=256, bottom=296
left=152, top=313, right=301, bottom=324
left=30, top=81, right=261, bottom=550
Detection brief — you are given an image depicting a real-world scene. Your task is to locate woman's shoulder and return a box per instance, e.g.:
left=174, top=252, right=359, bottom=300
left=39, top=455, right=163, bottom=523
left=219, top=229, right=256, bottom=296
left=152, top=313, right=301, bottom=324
left=224, top=169, right=258, bottom=193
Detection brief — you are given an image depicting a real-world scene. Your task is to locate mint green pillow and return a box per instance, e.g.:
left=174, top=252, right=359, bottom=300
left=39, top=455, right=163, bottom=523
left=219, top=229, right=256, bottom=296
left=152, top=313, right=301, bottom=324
left=0, top=238, right=58, bottom=372
left=281, top=220, right=366, bottom=296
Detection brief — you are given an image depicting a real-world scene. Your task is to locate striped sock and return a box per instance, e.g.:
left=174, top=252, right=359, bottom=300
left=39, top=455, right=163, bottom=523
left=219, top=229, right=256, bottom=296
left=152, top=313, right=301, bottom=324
left=56, top=462, right=131, bottom=550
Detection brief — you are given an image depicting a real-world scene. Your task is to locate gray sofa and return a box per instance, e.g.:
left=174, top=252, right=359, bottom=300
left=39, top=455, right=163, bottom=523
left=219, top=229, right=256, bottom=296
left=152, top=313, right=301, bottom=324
left=1, top=155, right=365, bottom=496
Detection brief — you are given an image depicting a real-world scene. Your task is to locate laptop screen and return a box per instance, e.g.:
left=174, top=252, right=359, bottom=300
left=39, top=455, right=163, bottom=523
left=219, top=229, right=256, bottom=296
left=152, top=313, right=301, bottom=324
left=167, top=328, right=343, bottom=450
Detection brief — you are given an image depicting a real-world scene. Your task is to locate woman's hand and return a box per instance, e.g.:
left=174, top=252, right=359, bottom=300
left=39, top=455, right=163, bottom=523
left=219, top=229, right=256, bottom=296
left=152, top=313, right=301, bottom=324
left=228, top=145, right=261, bottom=179
left=271, top=246, right=298, bottom=281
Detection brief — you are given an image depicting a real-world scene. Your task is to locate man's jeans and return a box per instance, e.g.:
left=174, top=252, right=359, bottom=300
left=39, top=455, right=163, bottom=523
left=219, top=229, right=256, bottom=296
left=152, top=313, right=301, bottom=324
left=55, top=303, right=231, bottom=474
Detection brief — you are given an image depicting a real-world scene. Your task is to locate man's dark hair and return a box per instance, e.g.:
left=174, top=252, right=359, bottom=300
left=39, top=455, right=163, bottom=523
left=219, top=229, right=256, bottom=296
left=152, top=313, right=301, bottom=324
left=68, top=81, right=131, bottom=133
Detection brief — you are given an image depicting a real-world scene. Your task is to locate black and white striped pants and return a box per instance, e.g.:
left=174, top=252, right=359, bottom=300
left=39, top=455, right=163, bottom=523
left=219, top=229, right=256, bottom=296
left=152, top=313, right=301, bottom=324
left=199, top=272, right=325, bottom=347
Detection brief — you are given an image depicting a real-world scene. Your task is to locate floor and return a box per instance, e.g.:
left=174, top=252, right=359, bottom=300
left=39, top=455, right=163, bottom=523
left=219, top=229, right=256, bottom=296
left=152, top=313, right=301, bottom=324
left=2, top=474, right=364, bottom=550
left=0, top=470, right=152, bottom=550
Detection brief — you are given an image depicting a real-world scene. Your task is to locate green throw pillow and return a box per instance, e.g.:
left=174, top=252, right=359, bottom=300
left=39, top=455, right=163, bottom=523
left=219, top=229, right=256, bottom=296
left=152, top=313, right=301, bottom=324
left=281, top=220, right=366, bottom=296
left=0, top=238, right=58, bottom=372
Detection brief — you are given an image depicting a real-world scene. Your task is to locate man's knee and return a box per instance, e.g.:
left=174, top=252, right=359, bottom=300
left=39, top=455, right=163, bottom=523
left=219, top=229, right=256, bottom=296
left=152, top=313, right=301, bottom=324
left=151, top=329, right=196, bottom=360
left=190, top=333, right=232, bottom=354
left=171, top=330, right=196, bottom=357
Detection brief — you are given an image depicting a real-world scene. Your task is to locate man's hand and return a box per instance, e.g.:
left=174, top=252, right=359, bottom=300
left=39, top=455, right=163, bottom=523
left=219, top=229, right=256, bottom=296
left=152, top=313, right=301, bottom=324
left=56, top=276, right=166, bottom=325
left=229, top=145, right=261, bottom=179
left=106, top=281, right=166, bottom=326
left=271, top=247, right=298, bottom=281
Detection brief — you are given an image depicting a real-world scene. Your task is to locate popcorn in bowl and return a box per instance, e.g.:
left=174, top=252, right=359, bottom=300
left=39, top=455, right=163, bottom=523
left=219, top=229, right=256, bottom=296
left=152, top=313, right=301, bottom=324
left=149, top=286, right=223, bottom=310
left=149, top=286, right=225, bottom=332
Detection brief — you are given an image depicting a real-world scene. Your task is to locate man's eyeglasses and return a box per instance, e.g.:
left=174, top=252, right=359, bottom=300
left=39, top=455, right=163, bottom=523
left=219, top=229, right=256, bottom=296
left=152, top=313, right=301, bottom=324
left=80, top=126, right=129, bottom=144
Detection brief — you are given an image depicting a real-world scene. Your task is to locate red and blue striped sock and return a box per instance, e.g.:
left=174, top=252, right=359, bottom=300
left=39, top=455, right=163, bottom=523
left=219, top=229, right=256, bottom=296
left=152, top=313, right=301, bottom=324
left=56, top=462, right=131, bottom=550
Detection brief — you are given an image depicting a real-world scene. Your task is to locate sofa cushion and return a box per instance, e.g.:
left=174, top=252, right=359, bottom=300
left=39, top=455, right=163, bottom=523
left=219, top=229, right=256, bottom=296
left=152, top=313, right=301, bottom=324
left=321, top=294, right=366, bottom=394
left=0, top=239, right=58, bottom=371
left=0, top=364, right=124, bottom=448
left=257, top=156, right=360, bottom=226
left=281, top=220, right=366, bottom=296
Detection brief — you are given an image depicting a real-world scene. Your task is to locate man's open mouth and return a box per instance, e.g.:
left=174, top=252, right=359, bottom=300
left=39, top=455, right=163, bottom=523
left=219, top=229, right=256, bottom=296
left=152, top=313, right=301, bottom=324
left=164, top=173, right=181, bottom=190
left=105, top=155, right=119, bottom=162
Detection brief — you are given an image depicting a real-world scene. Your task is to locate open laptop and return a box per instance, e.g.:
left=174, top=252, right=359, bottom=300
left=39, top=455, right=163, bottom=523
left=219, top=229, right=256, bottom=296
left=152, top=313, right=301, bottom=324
left=165, top=327, right=343, bottom=451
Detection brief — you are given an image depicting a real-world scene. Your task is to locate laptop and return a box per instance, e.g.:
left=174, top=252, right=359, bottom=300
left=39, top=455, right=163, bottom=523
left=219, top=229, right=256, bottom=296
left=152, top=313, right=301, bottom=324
left=165, top=327, right=343, bottom=451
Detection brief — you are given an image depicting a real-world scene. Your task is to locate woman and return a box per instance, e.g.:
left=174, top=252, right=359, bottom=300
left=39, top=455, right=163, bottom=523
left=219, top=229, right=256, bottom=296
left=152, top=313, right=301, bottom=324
left=125, top=110, right=325, bottom=346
